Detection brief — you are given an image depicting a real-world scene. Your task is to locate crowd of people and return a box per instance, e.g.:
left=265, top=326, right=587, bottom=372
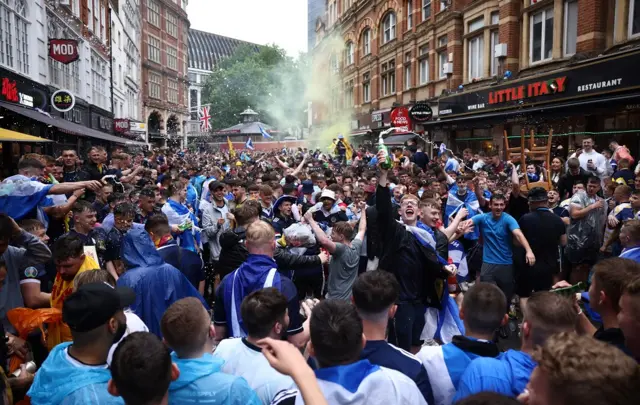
left=0, top=136, right=638, bottom=405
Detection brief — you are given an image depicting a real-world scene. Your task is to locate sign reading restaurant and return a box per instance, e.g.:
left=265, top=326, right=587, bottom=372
left=438, top=50, right=640, bottom=118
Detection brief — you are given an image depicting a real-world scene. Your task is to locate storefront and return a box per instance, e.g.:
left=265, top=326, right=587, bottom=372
left=427, top=49, right=640, bottom=156
left=0, top=67, right=52, bottom=174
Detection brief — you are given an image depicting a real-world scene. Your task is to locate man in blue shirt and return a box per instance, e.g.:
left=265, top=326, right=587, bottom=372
left=461, top=194, right=535, bottom=307
left=453, top=291, right=577, bottom=401
left=352, top=271, right=434, bottom=404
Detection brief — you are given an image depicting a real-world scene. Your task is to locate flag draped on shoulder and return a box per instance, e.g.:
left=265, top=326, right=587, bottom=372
left=0, top=175, right=53, bottom=228
left=422, top=292, right=465, bottom=344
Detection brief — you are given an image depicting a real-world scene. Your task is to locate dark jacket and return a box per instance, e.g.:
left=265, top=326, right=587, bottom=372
left=376, top=184, right=447, bottom=307
left=217, top=225, right=322, bottom=279
left=557, top=168, right=591, bottom=199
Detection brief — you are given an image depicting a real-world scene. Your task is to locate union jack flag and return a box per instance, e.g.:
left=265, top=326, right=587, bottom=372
left=199, top=106, right=211, bottom=131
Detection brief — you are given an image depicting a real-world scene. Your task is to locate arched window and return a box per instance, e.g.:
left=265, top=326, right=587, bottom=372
left=383, top=12, right=396, bottom=44
left=0, top=0, right=29, bottom=74
left=345, top=41, right=354, bottom=65
left=361, top=28, right=371, bottom=56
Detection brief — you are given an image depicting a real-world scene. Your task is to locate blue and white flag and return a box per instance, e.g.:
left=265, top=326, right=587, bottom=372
left=445, top=187, right=480, bottom=240
left=245, top=138, right=254, bottom=150
left=439, top=143, right=447, bottom=156
left=272, top=360, right=427, bottom=405
left=161, top=200, right=201, bottom=253
left=259, top=125, right=273, bottom=139
left=422, top=291, right=465, bottom=344
left=0, top=175, right=53, bottom=228
left=449, top=239, right=469, bottom=280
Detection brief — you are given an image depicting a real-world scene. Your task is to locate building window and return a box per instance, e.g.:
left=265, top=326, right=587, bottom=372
left=91, top=52, right=108, bottom=110
left=363, top=72, right=371, bottom=102
left=407, top=0, right=413, bottom=29
left=563, top=0, right=578, bottom=55
left=438, top=51, right=447, bottom=79
left=167, top=79, right=178, bottom=104
left=491, top=11, right=499, bottom=25
left=167, top=46, right=177, bottom=70
left=490, top=30, right=499, bottom=76
left=0, top=0, right=30, bottom=75
left=630, top=0, right=640, bottom=37
left=344, top=79, right=354, bottom=107
left=166, top=12, right=178, bottom=38
left=362, top=29, right=371, bottom=55
left=383, top=12, right=396, bottom=44
left=468, top=35, right=484, bottom=81
left=345, top=41, right=354, bottom=65
left=419, top=45, right=429, bottom=84
left=381, top=60, right=396, bottom=96
left=149, top=72, right=161, bottom=99
left=438, top=35, right=448, bottom=47
left=422, top=0, right=431, bottom=21
left=404, top=65, right=411, bottom=90
left=147, top=0, right=160, bottom=27
left=148, top=36, right=160, bottom=63
left=530, top=8, right=553, bottom=63
left=468, top=16, right=484, bottom=33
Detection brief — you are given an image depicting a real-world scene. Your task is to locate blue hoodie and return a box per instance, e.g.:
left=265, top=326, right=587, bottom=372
left=169, top=352, right=260, bottom=405
left=453, top=349, right=536, bottom=401
left=27, top=342, right=124, bottom=405
left=117, top=228, right=208, bottom=337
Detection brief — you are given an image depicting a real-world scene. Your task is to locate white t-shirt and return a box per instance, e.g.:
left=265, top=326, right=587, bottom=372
left=576, top=150, right=607, bottom=178
left=107, top=311, right=149, bottom=365
left=213, top=337, right=294, bottom=405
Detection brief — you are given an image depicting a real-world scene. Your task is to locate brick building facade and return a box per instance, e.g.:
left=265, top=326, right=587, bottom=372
left=141, top=0, right=190, bottom=147
left=314, top=0, right=640, bottom=154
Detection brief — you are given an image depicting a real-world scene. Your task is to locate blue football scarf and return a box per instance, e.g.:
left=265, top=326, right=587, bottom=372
left=223, top=254, right=281, bottom=337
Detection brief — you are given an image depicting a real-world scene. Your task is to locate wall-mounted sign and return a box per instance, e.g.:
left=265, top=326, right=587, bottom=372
left=114, top=119, right=130, bottom=133
left=49, top=39, right=80, bottom=64
left=438, top=50, right=640, bottom=118
left=130, top=122, right=147, bottom=132
left=390, top=107, right=411, bottom=131
left=51, top=89, right=75, bottom=112
left=409, top=103, right=434, bottom=122
left=1, top=77, right=34, bottom=107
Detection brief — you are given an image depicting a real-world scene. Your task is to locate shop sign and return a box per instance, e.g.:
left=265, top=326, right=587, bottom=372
left=49, top=39, right=80, bottom=64
left=409, top=103, right=433, bottom=122
left=114, top=119, right=130, bottom=133
left=1, top=78, right=35, bottom=107
left=391, top=107, right=411, bottom=131
left=51, top=89, right=75, bottom=112
left=438, top=50, right=640, bottom=118
left=130, top=122, right=146, bottom=132
left=372, top=112, right=383, bottom=122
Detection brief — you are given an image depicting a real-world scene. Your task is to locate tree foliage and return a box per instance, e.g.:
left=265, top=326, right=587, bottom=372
left=201, top=44, right=308, bottom=133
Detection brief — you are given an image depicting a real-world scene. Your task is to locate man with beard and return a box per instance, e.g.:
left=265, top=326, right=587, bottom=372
left=376, top=152, right=454, bottom=353
left=229, top=180, right=249, bottom=210
left=213, top=288, right=295, bottom=404
left=27, top=282, right=132, bottom=404
left=134, top=187, right=162, bottom=225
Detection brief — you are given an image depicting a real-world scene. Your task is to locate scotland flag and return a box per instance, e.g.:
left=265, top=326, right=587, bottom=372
left=259, top=125, right=273, bottom=139
left=245, top=138, right=254, bottom=150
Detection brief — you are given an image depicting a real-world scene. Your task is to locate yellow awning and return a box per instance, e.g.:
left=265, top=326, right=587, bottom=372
left=0, top=128, right=52, bottom=142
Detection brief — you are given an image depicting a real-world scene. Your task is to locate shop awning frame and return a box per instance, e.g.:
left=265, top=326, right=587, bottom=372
left=383, top=132, right=420, bottom=145
left=0, top=128, right=52, bottom=142
left=424, top=92, right=640, bottom=126
left=0, top=101, right=149, bottom=146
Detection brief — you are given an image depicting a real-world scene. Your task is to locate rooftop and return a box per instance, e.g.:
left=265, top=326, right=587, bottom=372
left=188, top=29, right=262, bottom=72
